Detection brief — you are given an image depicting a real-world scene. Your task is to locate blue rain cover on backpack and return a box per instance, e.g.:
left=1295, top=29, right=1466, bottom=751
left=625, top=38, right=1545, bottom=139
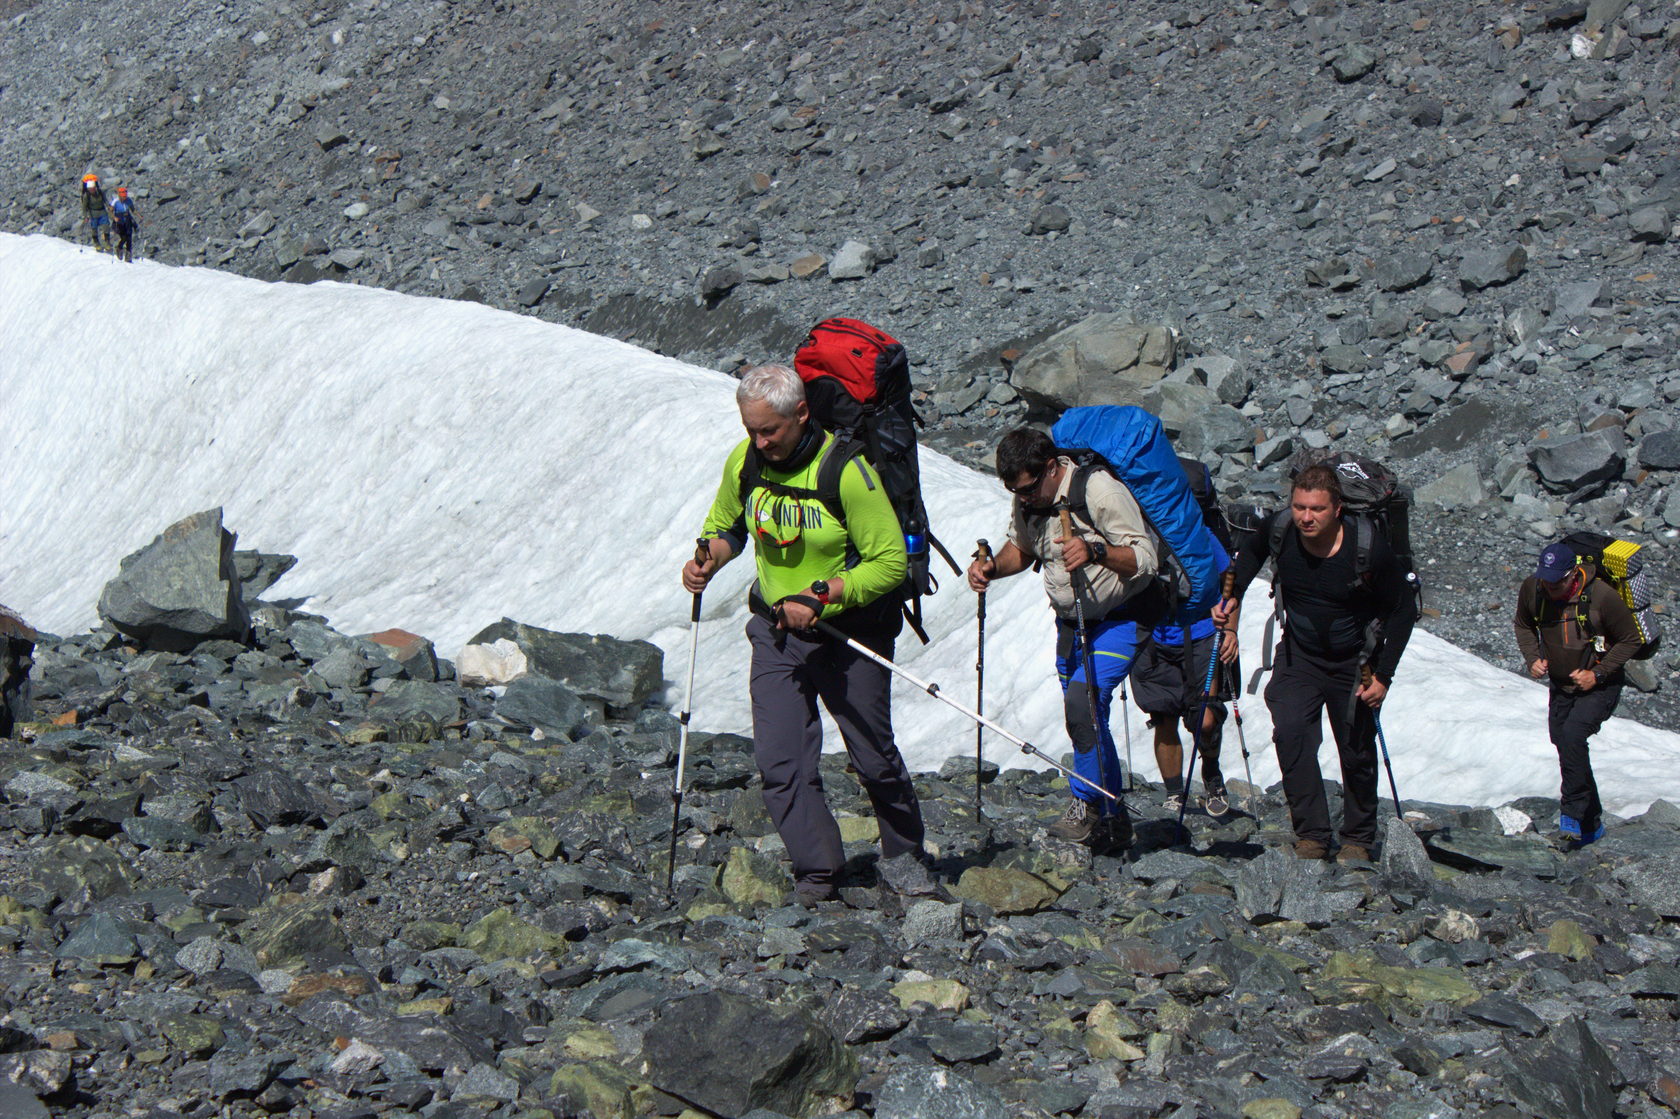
left=1050, top=405, right=1231, bottom=629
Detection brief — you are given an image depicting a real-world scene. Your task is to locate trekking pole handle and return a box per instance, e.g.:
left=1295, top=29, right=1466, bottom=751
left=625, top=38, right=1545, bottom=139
left=689, top=539, right=711, bottom=622
left=974, top=539, right=992, bottom=564
left=1360, top=664, right=1373, bottom=687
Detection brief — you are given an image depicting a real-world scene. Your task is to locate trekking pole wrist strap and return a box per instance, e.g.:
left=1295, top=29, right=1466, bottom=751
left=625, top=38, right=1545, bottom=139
left=777, top=594, right=824, bottom=615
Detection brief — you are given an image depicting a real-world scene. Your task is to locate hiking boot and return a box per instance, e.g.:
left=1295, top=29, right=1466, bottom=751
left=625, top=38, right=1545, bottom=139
left=1049, top=797, right=1096, bottom=842
left=794, top=882, right=839, bottom=908
left=1336, top=843, right=1372, bottom=864
left=877, top=851, right=950, bottom=900
left=1163, top=791, right=1185, bottom=816
left=1200, top=783, right=1230, bottom=819
left=1293, top=838, right=1330, bottom=861
left=1090, top=813, right=1134, bottom=855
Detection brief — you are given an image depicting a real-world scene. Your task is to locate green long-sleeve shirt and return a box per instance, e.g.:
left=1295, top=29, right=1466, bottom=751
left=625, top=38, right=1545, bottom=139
left=702, top=432, right=907, bottom=618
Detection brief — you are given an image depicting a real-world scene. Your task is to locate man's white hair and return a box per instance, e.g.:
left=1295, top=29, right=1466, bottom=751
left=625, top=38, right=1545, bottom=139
left=737, top=363, right=806, bottom=418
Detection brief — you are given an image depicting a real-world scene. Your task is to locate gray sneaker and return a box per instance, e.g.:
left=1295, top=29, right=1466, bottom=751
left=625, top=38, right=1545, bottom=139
left=1200, top=784, right=1230, bottom=818
left=1048, top=797, right=1096, bottom=842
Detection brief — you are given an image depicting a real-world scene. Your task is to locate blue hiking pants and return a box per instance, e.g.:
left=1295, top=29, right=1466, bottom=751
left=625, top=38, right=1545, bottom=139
left=1055, top=615, right=1136, bottom=813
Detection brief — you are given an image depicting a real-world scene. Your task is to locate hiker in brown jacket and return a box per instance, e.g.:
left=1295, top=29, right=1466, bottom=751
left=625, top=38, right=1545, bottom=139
left=1512, top=539, right=1643, bottom=849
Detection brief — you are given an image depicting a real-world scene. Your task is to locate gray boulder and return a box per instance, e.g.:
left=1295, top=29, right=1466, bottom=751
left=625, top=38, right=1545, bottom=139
left=494, top=675, right=593, bottom=741
left=1527, top=430, right=1626, bottom=494
left=1009, top=313, right=1175, bottom=412
left=1627, top=205, right=1670, bottom=243
left=1370, top=252, right=1434, bottom=292
left=1499, top=1018, right=1618, bottom=1119
left=640, top=990, right=857, bottom=1117
left=1458, top=244, right=1527, bottom=290
left=467, top=618, right=663, bottom=711
left=97, top=508, right=251, bottom=652
left=1140, top=382, right=1222, bottom=437
left=1551, top=280, right=1603, bottom=320
left=1176, top=403, right=1254, bottom=458
left=1415, top=462, right=1486, bottom=509
left=828, top=240, right=877, bottom=280
left=232, top=551, right=297, bottom=602
left=1637, top=430, right=1680, bottom=470
left=874, top=1066, right=1010, bottom=1119
left=1185, top=353, right=1251, bottom=405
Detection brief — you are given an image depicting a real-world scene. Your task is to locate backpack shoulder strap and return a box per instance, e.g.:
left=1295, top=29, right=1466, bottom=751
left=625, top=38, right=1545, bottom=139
left=1064, top=460, right=1095, bottom=522
left=737, top=448, right=763, bottom=506
left=1266, top=507, right=1292, bottom=562
left=812, top=436, right=865, bottom=526
left=1351, top=515, right=1375, bottom=588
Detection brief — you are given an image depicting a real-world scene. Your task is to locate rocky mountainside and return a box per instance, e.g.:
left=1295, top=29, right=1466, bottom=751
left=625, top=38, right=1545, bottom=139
left=3, top=0, right=1678, bottom=721
left=0, top=512, right=1678, bottom=1118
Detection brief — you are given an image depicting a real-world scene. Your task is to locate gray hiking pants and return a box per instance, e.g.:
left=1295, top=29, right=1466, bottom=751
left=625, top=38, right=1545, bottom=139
left=746, top=609, right=925, bottom=892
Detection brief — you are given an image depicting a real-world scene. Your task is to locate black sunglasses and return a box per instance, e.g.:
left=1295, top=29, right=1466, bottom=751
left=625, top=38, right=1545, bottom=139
left=1006, top=471, right=1043, bottom=498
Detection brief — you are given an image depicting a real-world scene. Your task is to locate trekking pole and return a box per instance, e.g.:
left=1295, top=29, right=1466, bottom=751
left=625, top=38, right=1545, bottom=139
left=809, top=618, right=1120, bottom=803
left=1060, top=509, right=1121, bottom=814
left=1120, top=682, right=1134, bottom=792
left=973, top=539, right=992, bottom=824
left=1361, top=665, right=1403, bottom=820
left=666, top=539, right=710, bottom=892
left=1226, top=656, right=1259, bottom=820
left=1175, top=626, right=1224, bottom=840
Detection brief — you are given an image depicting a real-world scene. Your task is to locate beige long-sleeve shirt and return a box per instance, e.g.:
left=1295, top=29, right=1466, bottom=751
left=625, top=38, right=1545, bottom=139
left=1009, top=457, right=1159, bottom=621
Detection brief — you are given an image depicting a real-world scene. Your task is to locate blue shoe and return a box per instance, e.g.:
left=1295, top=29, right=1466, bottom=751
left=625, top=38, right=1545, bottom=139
left=1559, top=814, right=1582, bottom=839
left=1582, top=821, right=1605, bottom=845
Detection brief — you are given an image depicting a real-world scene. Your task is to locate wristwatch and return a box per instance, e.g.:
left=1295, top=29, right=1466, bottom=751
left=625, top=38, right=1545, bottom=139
left=1088, top=540, right=1108, bottom=567
left=809, top=580, right=832, bottom=606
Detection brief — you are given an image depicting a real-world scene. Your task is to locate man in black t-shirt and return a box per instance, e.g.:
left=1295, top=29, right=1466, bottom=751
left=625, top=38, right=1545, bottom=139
left=1212, top=464, right=1416, bottom=861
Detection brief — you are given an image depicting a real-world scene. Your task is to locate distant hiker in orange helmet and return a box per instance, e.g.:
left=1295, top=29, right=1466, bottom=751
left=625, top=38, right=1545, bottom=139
left=79, top=174, right=113, bottom=251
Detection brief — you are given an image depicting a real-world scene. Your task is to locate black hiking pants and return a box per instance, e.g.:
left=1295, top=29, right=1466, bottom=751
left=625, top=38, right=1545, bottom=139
left=1265, top=640, right=1379, bottom=848
left=746, top=605, right=924, bottom=893
left=1548, top=680, right=1620, bottom=833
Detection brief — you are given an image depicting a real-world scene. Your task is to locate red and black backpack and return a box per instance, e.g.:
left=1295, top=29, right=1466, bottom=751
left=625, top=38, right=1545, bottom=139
left=739, top=317, right=958, bottom=641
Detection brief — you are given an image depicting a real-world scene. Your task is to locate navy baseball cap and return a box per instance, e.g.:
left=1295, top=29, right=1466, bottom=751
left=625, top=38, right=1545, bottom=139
left=1536, top=541, right=1574, bottom=582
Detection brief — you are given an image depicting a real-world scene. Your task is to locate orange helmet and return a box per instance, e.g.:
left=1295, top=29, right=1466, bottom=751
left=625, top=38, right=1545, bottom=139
left=82, top=173, right=99, bottom=185
left=118, top=187, right=129, bottom=197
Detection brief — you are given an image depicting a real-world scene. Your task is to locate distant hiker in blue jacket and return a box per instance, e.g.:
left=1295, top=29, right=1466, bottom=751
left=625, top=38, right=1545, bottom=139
left=111, top=186, right=140, bottom=262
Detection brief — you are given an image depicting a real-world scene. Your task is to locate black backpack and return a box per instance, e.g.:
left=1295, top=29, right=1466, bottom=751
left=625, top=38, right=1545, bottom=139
left=738, top=318, right=958, bottom=641
left=1245, top=451, right=1422, bottom=690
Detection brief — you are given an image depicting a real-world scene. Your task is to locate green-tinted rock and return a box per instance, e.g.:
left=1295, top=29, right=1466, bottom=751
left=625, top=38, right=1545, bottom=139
left=950, top=866, right=1061, bottom=914
left=400, top=920, right=460, bottom=950
left=40, top=837, right=135, bottom=904
left=836, top=816, right=878, bottom=843
left=0, top=895, right=46, bottom=930
left=1323, top=951, right=1478, bottom=1006
left=549, top=1062, right=636, bottom=1119
left=240, top=898, right=352, bottom=970
left=461, top=908, right=567, bottom=962
left=489, top=816, right=562, bottom=859
left=560, top=1023, right=619, bottom=1061
left=1242, top=1100, right=1303, bottom=1119
left=370, top=790, right=417, bottom=819
left=1546, top=919, right=1597, bottom=961
left=161, top=1014, right=226, bottom=1055
left=1085, top=1000, right=1147, bottom=1061
left=891, top=978, right=970, bottom=1012
left=719, top=846, right=787, bottom=908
